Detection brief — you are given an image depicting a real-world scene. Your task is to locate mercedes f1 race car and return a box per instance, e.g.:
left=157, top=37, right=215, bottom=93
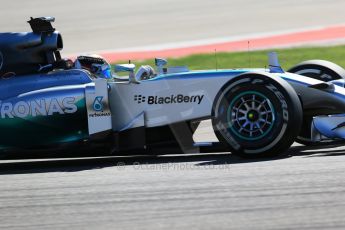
left=1, top=17, right=345, bottom=159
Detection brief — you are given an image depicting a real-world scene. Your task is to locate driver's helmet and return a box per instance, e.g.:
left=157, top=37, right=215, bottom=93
left=75, top=54, right=112, bottom=79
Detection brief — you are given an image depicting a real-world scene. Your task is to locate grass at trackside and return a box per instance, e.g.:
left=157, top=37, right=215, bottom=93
left=113, top=45, right=345, bottom=71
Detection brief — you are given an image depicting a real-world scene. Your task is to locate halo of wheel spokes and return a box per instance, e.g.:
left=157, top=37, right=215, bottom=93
left=229, top=92, right=275, bottom=140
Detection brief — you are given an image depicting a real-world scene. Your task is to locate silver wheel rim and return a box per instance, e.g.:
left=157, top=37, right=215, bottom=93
left=228, top=91, right=276, bottom=140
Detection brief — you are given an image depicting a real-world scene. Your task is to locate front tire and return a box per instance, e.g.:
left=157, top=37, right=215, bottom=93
left=212, top=73, right=302, bottom=158
left=288, top=60, right=345, bottom=82
left=288, top=60, right=345, bottom=145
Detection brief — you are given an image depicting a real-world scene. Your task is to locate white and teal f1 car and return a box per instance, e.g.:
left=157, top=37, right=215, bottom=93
left=1, top=17, right=345, bottom=159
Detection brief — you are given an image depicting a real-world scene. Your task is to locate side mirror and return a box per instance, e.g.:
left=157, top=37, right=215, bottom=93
left=114, top=64, right=139, bottom=84
left=268, top=52, right=284, bottom=73
left=155, top=58, right=168, bottom=74
left=114, top=64, right=136, bottom=73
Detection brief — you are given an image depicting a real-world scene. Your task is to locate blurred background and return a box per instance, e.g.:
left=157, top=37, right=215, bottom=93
left=2, top=0, right=345, bottom=54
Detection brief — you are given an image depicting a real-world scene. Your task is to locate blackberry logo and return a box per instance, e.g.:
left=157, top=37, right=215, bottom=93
left=134, top=94, right=204, bottom=105
left=134, top=95, right=146, bottom=104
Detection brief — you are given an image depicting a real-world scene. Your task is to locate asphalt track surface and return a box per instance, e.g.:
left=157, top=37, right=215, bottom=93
left=2, top=1, right=345, bottom=229
left=2, top=123, right=345, bottom=230
left=2, top=0, right=345, bottom=54
left=2, top=144, right=345, bottom=230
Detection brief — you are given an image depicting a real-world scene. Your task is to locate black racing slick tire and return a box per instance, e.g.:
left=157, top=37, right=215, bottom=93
left=288, top=60, right=345, bottom=146
left=288, top=60, right=345, bottom=82
left=211, top=73, right=303, bottom=158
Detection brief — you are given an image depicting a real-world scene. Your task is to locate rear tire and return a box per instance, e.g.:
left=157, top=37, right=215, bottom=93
left=212, top=73, right=302, bottom=158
